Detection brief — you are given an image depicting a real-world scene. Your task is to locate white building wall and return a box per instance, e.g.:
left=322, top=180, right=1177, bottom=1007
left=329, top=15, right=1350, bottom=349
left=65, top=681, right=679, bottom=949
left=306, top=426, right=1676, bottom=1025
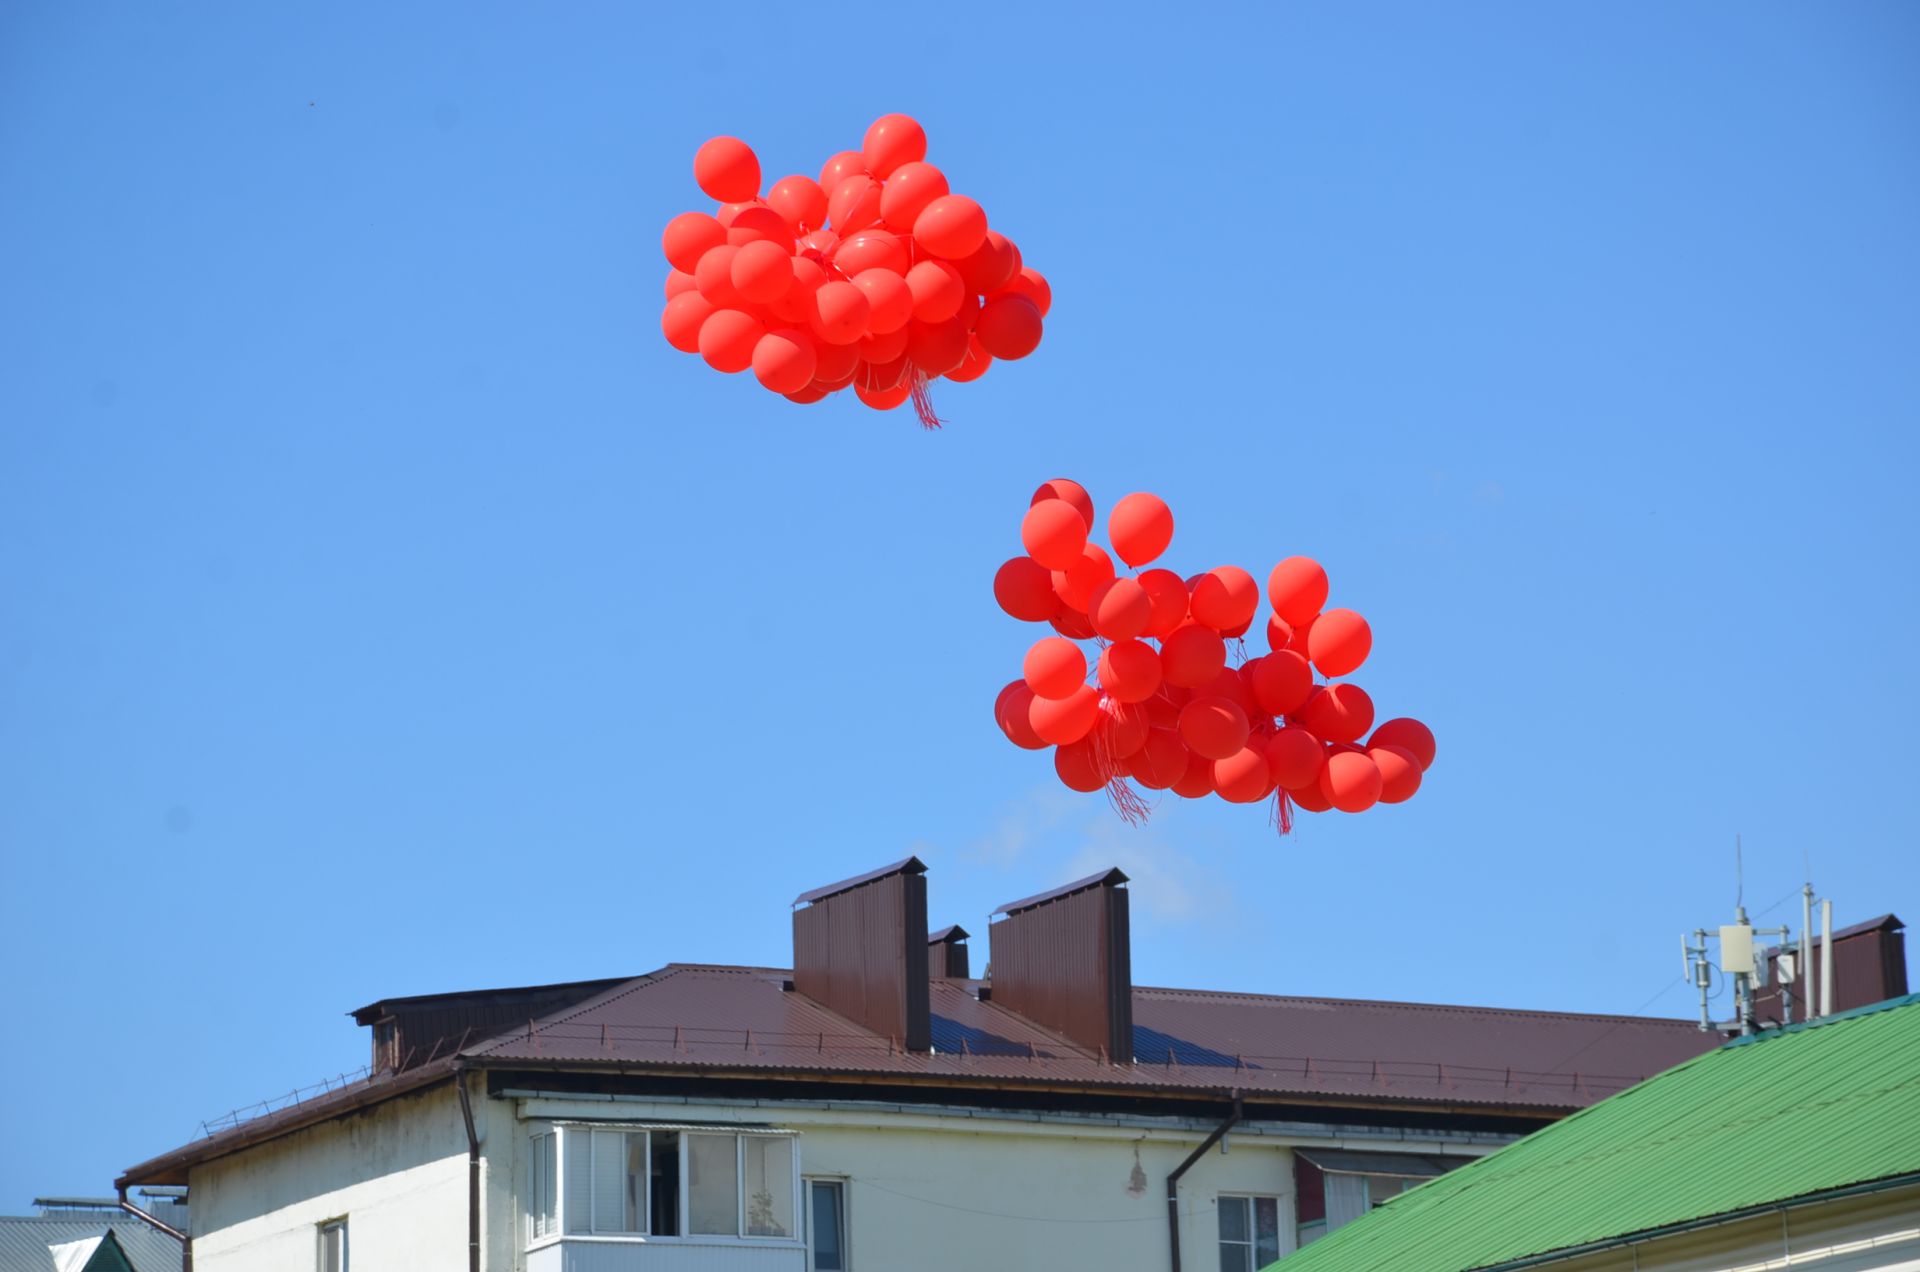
left=189, top=1080, right=471, bottom=1272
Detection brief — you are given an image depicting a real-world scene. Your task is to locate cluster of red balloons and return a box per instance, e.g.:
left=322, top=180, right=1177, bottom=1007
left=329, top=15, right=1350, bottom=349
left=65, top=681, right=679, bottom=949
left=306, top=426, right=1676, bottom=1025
left=660, top=113, right=1050, bottom=427
left=992, top=480, right=1437, bottom=829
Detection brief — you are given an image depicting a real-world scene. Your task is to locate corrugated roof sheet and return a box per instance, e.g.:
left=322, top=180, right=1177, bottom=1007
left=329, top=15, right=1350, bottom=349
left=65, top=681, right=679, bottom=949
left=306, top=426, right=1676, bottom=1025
left=0, top=1218, right=181, bottom=1272
left=462, top=964, right=1712, bottom=1110
left=1273, top=993, right=1920, bottom=1272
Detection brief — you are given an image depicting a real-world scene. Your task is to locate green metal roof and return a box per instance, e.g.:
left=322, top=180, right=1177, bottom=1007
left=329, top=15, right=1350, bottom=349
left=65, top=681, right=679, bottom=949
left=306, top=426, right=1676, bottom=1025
left=1271, top=993, right=1920, bottom=1272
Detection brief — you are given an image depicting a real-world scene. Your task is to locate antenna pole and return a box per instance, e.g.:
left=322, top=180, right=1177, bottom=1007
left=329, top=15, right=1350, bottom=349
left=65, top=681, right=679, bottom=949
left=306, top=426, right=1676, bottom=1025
left=1735, top=835, right=1744, bottom=909
left=1801, top=883, right=1814, bottom=1019
left=1820, top=899, right=1834, bottom=1018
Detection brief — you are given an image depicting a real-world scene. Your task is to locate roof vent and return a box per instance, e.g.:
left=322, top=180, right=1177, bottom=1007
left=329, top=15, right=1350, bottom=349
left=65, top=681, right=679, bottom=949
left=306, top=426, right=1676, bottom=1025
left=792, top=857, right=931, bottom=1051
left=988, top=868, right=1133, bottom=1064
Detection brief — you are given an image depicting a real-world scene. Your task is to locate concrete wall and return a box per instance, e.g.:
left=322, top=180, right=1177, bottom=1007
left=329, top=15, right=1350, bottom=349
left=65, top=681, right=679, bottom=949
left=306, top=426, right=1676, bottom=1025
left=188, top=1079, right=471, bottom=1271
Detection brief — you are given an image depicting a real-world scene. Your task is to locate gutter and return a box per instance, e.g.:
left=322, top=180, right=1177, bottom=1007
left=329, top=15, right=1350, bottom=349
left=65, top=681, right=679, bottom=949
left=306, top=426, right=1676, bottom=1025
left=1166, top=1092, right=1243, bottom=1272
left=116, top=1185, right=191, bottom=1272
left=1478, top=1172, right=1920, bottom=1271
left=456, top=1063, right=481, bottom=1272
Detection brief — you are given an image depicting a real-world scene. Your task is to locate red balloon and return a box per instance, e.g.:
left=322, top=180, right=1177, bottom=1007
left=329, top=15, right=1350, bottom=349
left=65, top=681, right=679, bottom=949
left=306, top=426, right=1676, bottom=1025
left=798, top=229, right=840, bottom=262
left=1108, top=493, right=1175, bottom=568
left=731, top=240, right=794, bottom=305
left=1131, top=727, right=1190, bottom=790
left=862, top=113, right=927, bottom=178
left=1029, top=683, right=1099, bottom=746
left=663, top=211, right=728, bottom=274
left=854, top=379, right=911, bottom=410
left=726, top=205, right=794, bottom=251
left=1021, top=498, right=1089, bottom=570
left=697, top=309, right=763, bottom=373
left=786, top=384, right=829, bottom=405
left=1142, top=685, right=1187, bottom=730
left=913, top=195, right=989, bottom=260
left=1178, top=697, right=1250, bottom=761
left=994, top=556, right=1057, bottom=622
left=1051, top=543, right=1116, bottom=612
left=1095, top=699, right=1150, bottom=759
left=1266, top=615, right=1294, bottom=652
left=858, top=325, right=911, bottom=365
left=694, top=136, right=760, bottom=203
left=852, top=268, right=914, bottom=335
left=812, top=339, right=860, bottom=384
left=1096, top=639, right=1163, bottom=703
left=1268, top=557, right=1330, bottom=625
left=661, top=292, right=715, bottom=353
left=1138, top=569, right=1190, bottom=638
left=1308, top=608, right=1372, bottom=678
left=1030, top=479, right=1094, bottom=530
left=1054, top=739, right=1107, bottom=793
left=750, top=329, right=817, bottom=393
left=905, top=313, right=971, bottom=376
left=1088, top=577, right=1152, bottom=642
left=995, top=681, right=1047, bottom=750
left=1189, top=566, right=1260, bottom=632
left=1296, top=683, right=1375, bottom=745
left=1214, top=745, right=1275, bottom=804
left=766, top=175, right=829, bottom=233
left=1050, top=606, right=1095, bottom=640
left=975, top=295, right=1043, bottom=360
left=904, top=259, right=966, bottom=323
left=1370, top=744, right=1423, bottom=803
left=1248, top=649, right=1314, bottom=716
left=819, top=150, right=867, bottom=191
left=880, top=161, right=950, bottom=233
left=828, top=176, right=884, bottom=233
left=1368, top=718, right=1437, bottom=771
left=945, top=336, right=992, bottom=382
left=1265, top=727, right=1326, bottom=790
left=855, top=355, right=911, bottom=392
left=1289, top=779, right=1334, bottom=813
left=694, top=244, right=745, bottom=308
left=1171, top=749, right=1217, bottom=799
left=995, top=266, right=1052, bottom=317
left=665, top=269, right=697, bottom=299
left=1320, top=751, right=1382, bottom=813
left=1161, top=622, right=1227, bottom=688
left=836, top=230, right=910, bottom=277
left=809, top=280, right=870, bottom=346
left=955, top=230, right=1021, bottom=294
left=1198, top=665, right=1258, bottom=721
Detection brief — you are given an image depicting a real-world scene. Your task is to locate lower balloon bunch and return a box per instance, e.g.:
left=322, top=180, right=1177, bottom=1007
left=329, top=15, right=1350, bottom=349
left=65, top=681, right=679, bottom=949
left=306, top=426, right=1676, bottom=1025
left=991, top=479, right=1437, bottom=830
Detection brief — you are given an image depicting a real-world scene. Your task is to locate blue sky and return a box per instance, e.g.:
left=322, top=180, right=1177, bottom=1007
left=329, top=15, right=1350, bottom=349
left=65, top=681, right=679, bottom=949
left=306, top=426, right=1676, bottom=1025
left=2, top=1, right=1916, bottom=1208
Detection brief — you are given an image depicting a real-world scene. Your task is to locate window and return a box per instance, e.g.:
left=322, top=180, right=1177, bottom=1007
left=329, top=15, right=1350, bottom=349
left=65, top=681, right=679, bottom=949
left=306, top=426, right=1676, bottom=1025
left=807, top=1180, right=846, bottom=1271
left=1218, top=1196, right=1280, bottom=1272
left=528, top=1133, right=557, bottom=1241
left=528, top=1125, right=798, bottom=1247
left=1294, top=1150, right=1456, bottom=1246
left=318, top=1219, right=348, bottom=1272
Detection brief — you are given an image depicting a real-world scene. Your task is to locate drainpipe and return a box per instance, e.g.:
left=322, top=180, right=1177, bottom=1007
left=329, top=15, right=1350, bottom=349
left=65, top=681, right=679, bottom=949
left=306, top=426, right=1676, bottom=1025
left=456, top=1066, right=481, bottom=1272
left=1166, top=1094, right=1243, bottom=1272
left=117, top=1185, right=191, bottom=1272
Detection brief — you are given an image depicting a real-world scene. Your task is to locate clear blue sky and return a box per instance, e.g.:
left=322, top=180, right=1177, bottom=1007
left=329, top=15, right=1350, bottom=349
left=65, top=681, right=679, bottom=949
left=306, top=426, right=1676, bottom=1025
left=3, top=1, right=1916, bottom=1209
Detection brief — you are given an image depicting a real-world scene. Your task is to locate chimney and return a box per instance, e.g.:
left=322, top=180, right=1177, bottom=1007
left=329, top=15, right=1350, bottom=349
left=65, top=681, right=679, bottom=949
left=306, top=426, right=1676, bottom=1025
left=1756, top=913, right=1908, bottom=1025
left=988, top=868, right=1132, bottom=1063
left=930, top=926, right=971, bottom=979
left=792, top=857, right=931, bottom=1052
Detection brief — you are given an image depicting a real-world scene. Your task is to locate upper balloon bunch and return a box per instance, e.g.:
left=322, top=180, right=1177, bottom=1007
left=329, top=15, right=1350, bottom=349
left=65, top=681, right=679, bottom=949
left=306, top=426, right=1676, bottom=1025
left=659, top=113, right=1051, bottom=427
left=992, top=480, right=1438, bottom=831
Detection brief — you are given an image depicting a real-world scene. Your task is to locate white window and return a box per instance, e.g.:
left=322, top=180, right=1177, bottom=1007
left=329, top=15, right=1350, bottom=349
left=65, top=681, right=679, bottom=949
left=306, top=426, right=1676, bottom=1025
left=1218, top=1195, right=1280, bottom=1272
left=806, top=1179, right=847, bottom=1271
left=318, top=1218, right=348, bottom=1272
left=529, top=1125, right=799, bottom=1246
left=528, top=1132, right=558, bottom=1241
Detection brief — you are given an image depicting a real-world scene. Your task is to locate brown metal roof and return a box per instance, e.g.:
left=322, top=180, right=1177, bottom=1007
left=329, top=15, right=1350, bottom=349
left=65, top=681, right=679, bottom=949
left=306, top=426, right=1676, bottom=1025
left=792, top=856, right=926, bottom=906
left=929, top=925, right=971, bottom=944
left=995, top=867, right=1129, bottom=916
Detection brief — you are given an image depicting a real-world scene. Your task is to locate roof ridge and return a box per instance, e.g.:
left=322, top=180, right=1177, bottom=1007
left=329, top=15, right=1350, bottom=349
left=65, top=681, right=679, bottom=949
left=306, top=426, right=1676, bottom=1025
left=1134, top=984, right=1697, bottom=1026
left=465, top=968, right=685, bottom=1055
left=1722, top=990, right=1920, bottom=1049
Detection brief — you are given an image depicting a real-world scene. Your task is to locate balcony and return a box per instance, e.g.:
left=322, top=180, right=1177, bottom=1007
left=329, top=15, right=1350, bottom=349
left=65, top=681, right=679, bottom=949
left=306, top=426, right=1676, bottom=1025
left=526, top=1236, right=804, bottom=1272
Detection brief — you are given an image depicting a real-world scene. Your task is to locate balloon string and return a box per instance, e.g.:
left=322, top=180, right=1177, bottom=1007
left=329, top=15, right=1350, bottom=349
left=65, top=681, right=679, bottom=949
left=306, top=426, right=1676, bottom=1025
left=909, top=368, right=944, bottom=430
left=1270, top=788, right=1295, bottom=838
left=1091, top=698, right=1153, bottom=827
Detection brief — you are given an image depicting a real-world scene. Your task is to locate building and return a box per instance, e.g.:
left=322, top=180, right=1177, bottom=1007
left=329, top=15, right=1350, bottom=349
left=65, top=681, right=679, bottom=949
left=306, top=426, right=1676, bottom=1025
left=116, top=859, right=1745, bottom=1272
left=0, top=1195, right=186, bottom=1272
left=1272, top=988, right=1920, bottom=1272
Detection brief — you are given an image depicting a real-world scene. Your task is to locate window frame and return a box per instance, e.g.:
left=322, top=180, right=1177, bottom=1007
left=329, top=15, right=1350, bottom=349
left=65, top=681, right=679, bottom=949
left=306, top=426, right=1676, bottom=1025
left=1218, top=1193, right=1283, bottom=1272
left=528, top=1122, right=803, bottom=1249
left=316, top=1216, right=348, bottom=1272
left=805, top=1177, right=849, bottom=1272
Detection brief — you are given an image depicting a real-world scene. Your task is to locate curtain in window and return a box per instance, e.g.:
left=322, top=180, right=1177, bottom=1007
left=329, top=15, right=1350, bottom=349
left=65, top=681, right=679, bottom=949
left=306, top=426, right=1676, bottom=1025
left=688, top=1134, right=740, bottom=1235
left=1325, top=1174, right=1369, bottom=1230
